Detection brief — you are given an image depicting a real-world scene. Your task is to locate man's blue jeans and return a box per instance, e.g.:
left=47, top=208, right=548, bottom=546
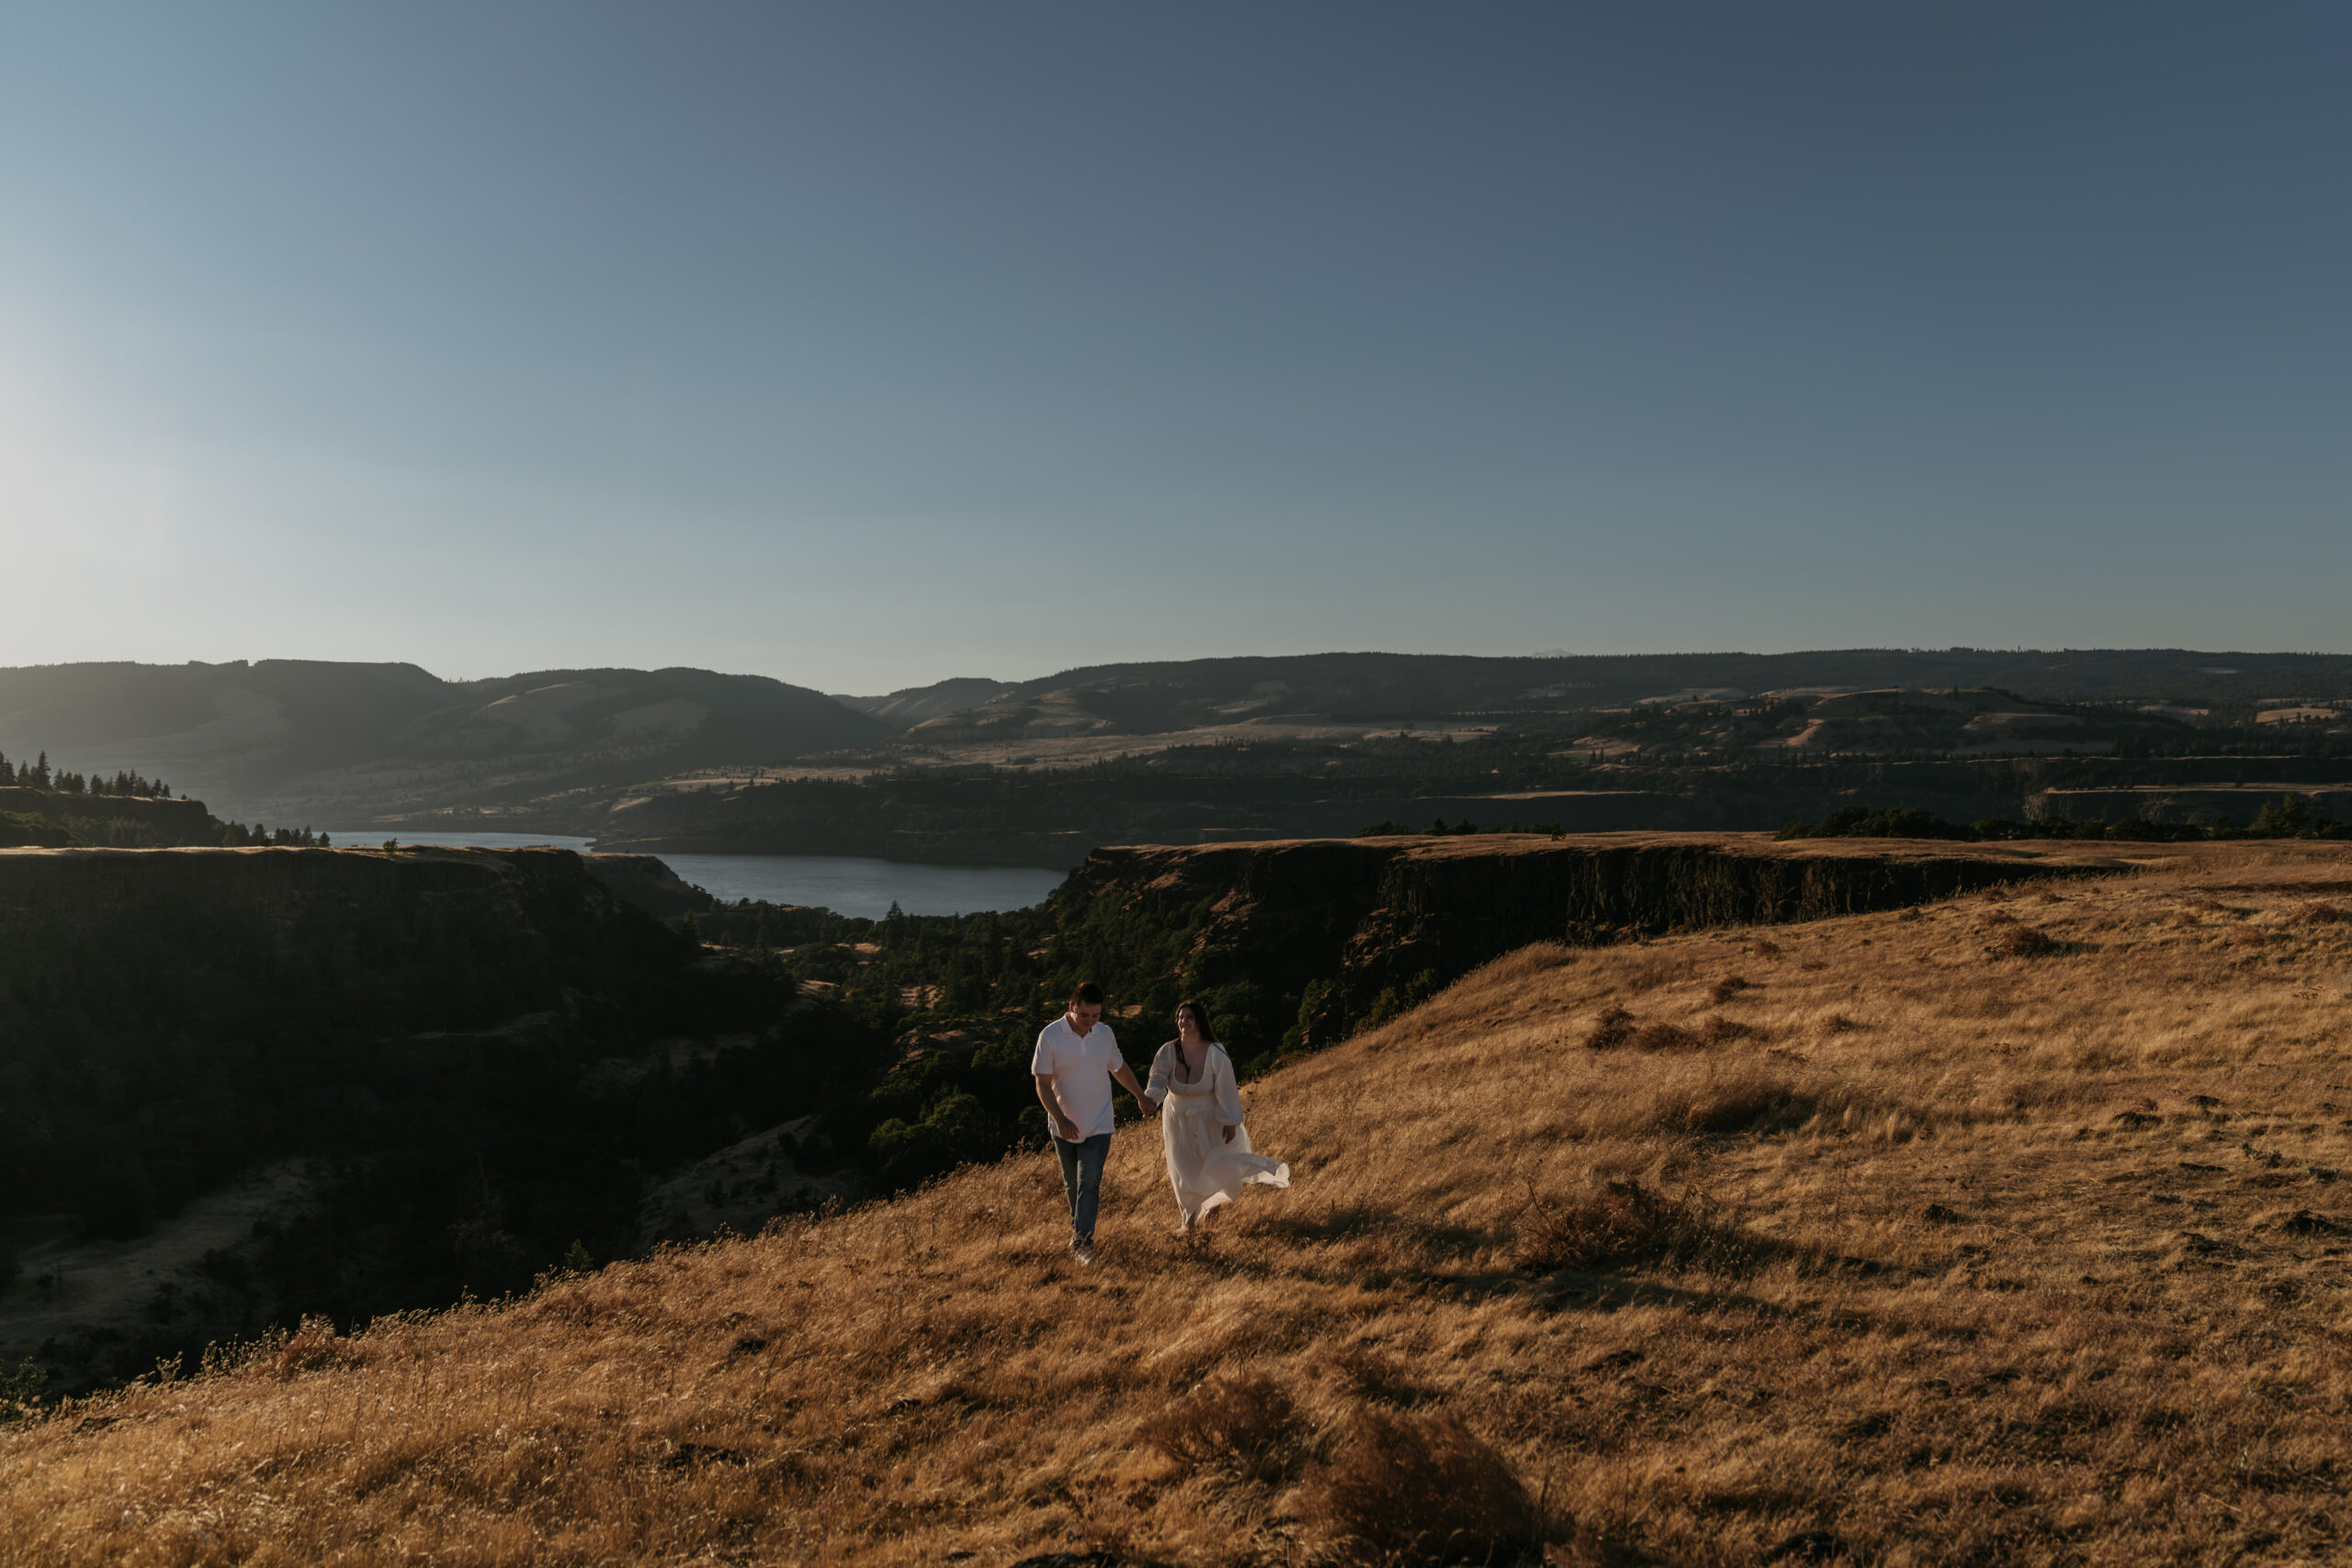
left=1055, top=1133, right=1112, bottom=1246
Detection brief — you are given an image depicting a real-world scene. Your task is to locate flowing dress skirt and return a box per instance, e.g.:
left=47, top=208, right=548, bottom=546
left=1160, top=1078, right=1289, bottom=1225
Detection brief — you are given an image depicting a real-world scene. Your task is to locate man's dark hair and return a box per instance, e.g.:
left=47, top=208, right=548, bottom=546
left=1069, top=981, right=1105, bottom=1009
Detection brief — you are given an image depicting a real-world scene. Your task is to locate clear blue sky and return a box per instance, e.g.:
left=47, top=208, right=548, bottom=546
left=2, top=2, right=2346, bottom=693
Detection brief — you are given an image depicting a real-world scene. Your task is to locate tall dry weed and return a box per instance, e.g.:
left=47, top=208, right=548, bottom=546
left=1300, top=1407, right=1540, bottom=1565
left=1514, top=1179, right=1752, bottom=1275
left=1136, top=1373, right=1307, bottom=1485
left=1635, top=1068, right=1818, bottom=1136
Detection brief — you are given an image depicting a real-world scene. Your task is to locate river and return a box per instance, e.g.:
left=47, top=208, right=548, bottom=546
left=324, top=830, right=1067, bottom=919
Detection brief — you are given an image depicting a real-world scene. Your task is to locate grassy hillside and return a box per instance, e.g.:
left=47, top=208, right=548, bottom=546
left=6, top=841, right=2352, bottom=1563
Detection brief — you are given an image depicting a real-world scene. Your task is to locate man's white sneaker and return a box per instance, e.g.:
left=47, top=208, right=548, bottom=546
left=1072, top=1242, right=1096, bottom=1267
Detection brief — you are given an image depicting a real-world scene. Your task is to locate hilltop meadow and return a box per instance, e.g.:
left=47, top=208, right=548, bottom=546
left=6, top=841, right=2352, bottom=1565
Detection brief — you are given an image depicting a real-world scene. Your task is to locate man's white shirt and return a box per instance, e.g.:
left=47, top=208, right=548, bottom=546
left=1031, top=1015, right=1123, bottom=1141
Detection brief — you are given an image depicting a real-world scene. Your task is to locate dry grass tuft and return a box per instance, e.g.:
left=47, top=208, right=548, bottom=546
left=1992, top=924, right=2061, bottom=958
left=1317, top=1347, right=1427, bottom=1406
left=1627, top=1021, right=1700, bottom=1052
left=1582, top=1005, right=1636, bottom=1050
left=2292, top=900, right=2351, bottom=925
left=1516, top=1179, right=1751, bottom=1273
left=1749, top=936, right=1781, bottom=959
left=273, top=1315, right=365, bottom=1378
left=1136, top=1373, right=1306, bottom=1485
left=1709, top=976, right=1754, bottom=1004
left=1649, top=1069, right=1819, bottom=1135
left=1299, top=1407, right=1540, bottom=1565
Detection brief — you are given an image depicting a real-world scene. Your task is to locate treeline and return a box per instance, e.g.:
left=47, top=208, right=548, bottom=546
left=218, top=822, right=330, bottom=848
left=0, top=749, right=311, bottom=848
left=0, top=750, right=173, bottom=797
left=1355, top=818, right=1567, bottom=838
left=1776, top=797, right=2350, bottom=843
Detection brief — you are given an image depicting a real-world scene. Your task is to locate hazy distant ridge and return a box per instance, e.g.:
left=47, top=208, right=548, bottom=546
left=0, top=660, right=888, bottom=823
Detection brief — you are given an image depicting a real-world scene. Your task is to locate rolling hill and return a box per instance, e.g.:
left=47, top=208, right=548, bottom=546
left=897, top=649, right=2352, bottom=742
left=0, top=661, right=888, bottom=827
left=8, top=839, right=2351, bottom=1564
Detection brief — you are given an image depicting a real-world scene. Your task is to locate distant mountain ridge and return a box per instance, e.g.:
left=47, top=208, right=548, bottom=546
left=831, top=677, right=1013, bottom=730
left=0, top=660, right=888, bottom=824
left=7, top=649, right=2350, bottom=832
left=904, top=649, right=2352, bottom=741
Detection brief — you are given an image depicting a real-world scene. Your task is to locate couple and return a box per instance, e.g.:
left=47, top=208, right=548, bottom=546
left=1030, top=982, right=1290, bottom=1264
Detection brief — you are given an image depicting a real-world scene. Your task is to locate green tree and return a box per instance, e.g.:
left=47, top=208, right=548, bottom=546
left=2248, top=795, right=2312, bottom=836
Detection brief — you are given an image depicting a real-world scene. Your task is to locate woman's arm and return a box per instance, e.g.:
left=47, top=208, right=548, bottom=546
left=1213, top=1046, right=1245, bottom=1138
left=1144, top=1043, right=1171, bottom=1105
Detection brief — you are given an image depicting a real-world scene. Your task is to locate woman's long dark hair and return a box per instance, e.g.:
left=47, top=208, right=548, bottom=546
left=1174, top=998, right=1219, bottom=1043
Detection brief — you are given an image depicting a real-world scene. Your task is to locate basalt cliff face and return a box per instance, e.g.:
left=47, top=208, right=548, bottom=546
left=0, top=846, right=854, bottom=1391
left=0, top=845, right=635, bottom=1004
left=1058, top=833, right=2136, bottom=1049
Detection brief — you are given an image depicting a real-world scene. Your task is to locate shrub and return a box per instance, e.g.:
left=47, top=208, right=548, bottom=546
left=1319, top=1347, right=1426, bottom=1405
left=1779, top=806, right=1973, bottom=841
left=1993, top=926, right=2060, bottom=958
left=1519, top=1179, right=1770, bottom=1282
left=2292, top=902, right=2351, bottom=926
left=1299, top=1408, right=1540, bottom=1565
left=2247, top=795, right=2312, bottom=837
left=1582, top=1006, right=1635, bottom=1050
left=1647, top=1071, right=1818, bottom=1136
left=866, top=1091, right=1004, bottom=1190
left=1136, top=1373, right=1306, bottom=1485
left=0, top=1358, right=44, bottom=1423
left=1362, top=969, right=1443, bottom=1030
left=0, top=810, right=79, bottom=848
left=1709, top=976, right=1753, bottom=1004
left=1628, top=1021, right=1700, bottom=1052
left=274, top=1317, right=362, bottom=1379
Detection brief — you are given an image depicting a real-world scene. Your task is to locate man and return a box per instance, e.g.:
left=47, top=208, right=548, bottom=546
left=1032, top=981, right=1154, bottom=1264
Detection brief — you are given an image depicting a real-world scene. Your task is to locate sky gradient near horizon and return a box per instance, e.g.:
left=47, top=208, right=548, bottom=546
left=2, top=3, right=2347, bottom=694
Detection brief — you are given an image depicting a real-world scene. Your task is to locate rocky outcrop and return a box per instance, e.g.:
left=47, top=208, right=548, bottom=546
left=583, top=852, right=716, bottom=918
left=1059, top=833, right=2132, bottom=1048
left=0, top=787, right=221, bottom=846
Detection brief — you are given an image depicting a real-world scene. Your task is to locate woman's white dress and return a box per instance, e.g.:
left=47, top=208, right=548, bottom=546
left=1146, top=1042, right=1290, bottom=1226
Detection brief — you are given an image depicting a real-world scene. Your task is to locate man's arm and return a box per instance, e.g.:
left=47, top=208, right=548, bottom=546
left=1034, top=1073, right=1080, bottom=1141
left=1112, top=1062, right=1155, bottom=1114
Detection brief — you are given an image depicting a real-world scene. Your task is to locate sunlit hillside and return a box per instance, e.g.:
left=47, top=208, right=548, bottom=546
left=7, top=841, right=2352, bottom=1565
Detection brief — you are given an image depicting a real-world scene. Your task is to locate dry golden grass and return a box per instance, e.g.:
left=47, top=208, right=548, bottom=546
left=9, top=841, right=2352, bottom=1565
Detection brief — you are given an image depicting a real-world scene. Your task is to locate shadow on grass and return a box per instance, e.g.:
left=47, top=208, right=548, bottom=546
left=1118, top=1190, right=1905, bottom=1332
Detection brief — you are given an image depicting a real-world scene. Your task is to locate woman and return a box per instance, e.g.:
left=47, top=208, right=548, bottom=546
left=1143, top=1000, right=1290, bottom=1233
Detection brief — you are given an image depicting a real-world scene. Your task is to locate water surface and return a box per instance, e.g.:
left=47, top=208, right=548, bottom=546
left=335, top=829, right=1065, bottom=919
